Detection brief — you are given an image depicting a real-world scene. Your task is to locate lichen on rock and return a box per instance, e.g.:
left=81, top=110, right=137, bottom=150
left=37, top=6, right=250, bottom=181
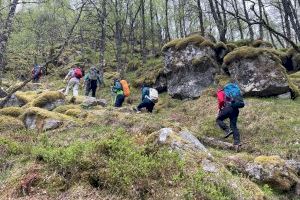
left=223, top=47, right=294, bottom=97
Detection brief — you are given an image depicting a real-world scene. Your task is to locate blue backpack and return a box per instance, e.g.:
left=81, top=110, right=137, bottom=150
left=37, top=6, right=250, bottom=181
left=223, top=83, right=245, bottom=108
left=114, top=80, right=123, bottom=90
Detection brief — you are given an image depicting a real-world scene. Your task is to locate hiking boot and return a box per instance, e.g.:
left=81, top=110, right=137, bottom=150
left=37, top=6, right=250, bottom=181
left=224, top=130, right=233, bottom=138
left=233, top=144, right=242, bottom=152
left=133, top=107, right=141, bottom=113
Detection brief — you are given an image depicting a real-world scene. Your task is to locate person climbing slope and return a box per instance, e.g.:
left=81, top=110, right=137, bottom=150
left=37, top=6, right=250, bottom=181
left=134, top=84, right=158, bottom=113
left=216, top=81, right=245, bottom=150
left=31, top=64, right=43, bottom=83
left=111, top=79, right=126, bottom=107
left=84, top=66, right=102, bottom=97
left=64, top=67, right=83, bottom=96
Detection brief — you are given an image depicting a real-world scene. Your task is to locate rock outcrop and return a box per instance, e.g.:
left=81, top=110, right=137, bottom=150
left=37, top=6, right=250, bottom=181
left=162, top=35, right=218, bottom=99
left=223, top=47, right=291, bottom=97
left=31, top=91, right=65, bottom=110
left=21, top=107, right=75, bottom=132
left=225, top=155, right=300, bottom=194
left=81, top=97, right=107, bottom=108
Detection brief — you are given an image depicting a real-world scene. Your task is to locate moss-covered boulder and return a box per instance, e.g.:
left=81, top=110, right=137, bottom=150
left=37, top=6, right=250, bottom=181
left=31, top=91, right=65, bottom=110
left=0, top=107, right=23, bottom=117
left=0, top=115, right=24, bottom=132
left=162, top=36, right=218, bottom=99
left=147, top=128, right=210, bottom=159
left=246, top=156, right=300, bottom=192
left=21, top=107, right=75, bottom=132
left=225, top=155, right=300, bottom=194
left=223, top=47, right=291, bottom=97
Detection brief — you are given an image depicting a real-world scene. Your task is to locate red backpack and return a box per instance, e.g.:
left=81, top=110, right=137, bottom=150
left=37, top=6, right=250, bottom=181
left=74, top=68, right=83, bottom=79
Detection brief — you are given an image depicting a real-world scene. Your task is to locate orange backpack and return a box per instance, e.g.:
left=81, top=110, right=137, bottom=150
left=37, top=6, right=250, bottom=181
left=120, top=80, right=130, bottom=97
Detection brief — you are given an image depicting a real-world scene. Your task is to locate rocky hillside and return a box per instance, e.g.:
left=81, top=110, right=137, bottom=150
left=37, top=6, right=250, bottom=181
left=1, top=37, right=300, bottom=200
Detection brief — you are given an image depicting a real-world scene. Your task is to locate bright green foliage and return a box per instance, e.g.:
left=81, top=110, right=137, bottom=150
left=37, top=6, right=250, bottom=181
left=0, top=137, right=23, bottom=156
left=184, top=169, right=234, bottom=200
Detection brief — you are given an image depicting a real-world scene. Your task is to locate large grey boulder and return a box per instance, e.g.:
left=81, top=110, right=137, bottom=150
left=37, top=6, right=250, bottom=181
left=157, top=128, right=208, bottom=152
left=153, top=71, right=167, bottom=93
left=3, top=94, right=25, bottom=107
left=162, top=36, right=218, bottom=99
left=81, top=97, right=107, bottom=108
left=224, top=47, right=291, bottom=97
left=225, top=155, right=300, bottom=194
left=22, top=107, right=74, bottom=132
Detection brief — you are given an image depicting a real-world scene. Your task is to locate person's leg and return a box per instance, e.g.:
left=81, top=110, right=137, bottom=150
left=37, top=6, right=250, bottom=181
left=91, top=80, right=97, bottom=97
left=64, top=80, right=72, bottom=95
left=137, top=100, right=148, bottom=111
left=230, top=108, right=240, bottom=145
left=115, top=95, right=124, bottom=107
left=73, top=80, right=79, bottom=96
left=146, top=101, right=155, bottom=113
left=216, top=106, right=233, bottom=133
left=85, top=81, right=90, bottom=96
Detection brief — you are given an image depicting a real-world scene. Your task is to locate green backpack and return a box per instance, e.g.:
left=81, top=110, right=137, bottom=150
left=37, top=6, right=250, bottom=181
left=89, top=68, right=98, bottom=80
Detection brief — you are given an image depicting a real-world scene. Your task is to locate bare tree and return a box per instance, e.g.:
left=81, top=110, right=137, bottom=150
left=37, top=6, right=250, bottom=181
left=0, top=0, right=19, bottom=83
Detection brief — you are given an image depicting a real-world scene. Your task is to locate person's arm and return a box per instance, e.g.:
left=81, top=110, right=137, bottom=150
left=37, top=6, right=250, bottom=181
left=64, top=70, right=72, bottom=81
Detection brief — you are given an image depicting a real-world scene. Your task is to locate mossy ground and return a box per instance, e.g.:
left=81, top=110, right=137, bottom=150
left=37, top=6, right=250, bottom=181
left=1, top=43, right=300, bottom=199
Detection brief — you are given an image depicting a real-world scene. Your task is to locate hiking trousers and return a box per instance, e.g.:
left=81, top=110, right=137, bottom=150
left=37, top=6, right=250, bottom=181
left=137, top=98, right=155, bottom=113
left=216, top=106, right=240, bottom=145
left=85, top=80, right=97, bottom=97
left=115, top=94, right=125, bottom=107
left=65, top=77, right=79, bottom=96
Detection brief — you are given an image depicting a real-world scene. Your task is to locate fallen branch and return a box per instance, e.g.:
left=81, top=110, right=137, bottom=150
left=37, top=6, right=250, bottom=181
left=0, top=78, right=33, bottom=108
left=199, top=136, right=259, bottom=153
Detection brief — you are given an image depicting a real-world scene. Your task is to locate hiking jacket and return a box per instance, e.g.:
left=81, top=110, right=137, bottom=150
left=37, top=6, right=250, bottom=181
left=65, top=69, right=76, bottom=80
left=112, top=80, right=124, bottom=95
left=217, top=89, right=225, bottom=110
left=84, top=72, right=102, bottom=86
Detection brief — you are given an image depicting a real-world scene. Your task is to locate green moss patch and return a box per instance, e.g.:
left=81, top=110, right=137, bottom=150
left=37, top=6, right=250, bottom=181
left=15, top=91, right=38, bottom=104
left=215, top=42, right=228, bottom=50
left=161, top=38, right=182, bottom=52
left=53, top=105, right=81, bottom=114
left=252, top=40, right=273, bottom=48
left=223, top=47, right=282, bottom=65
left=21, top=107, right=74, bottom=122
left=0, top=115, right=24, bottom=132
left=31, top=91, right=65, bottom=108
left=0, top=107, right=23, bottom=117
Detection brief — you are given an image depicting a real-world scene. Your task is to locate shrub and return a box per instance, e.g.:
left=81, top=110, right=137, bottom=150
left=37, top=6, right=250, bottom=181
left=184, top=169, right=234, bottom=200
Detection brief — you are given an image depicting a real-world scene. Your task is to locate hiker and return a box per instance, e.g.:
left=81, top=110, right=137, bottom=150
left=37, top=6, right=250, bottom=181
left=64, top=67, right=83, bottom=96
left=112, top=79, right=125, bottom=107
left=84, top=66, right=102, bottom=97
left=31, top=64, right=42, bottom=83
left=216, top=82, right=245, bottom=150
left=111, top=79, right=130, bottom=107
left=134, top=85, right=158, bottom=113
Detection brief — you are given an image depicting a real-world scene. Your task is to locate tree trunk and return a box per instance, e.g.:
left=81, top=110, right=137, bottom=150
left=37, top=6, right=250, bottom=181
left=150, top=0, right=155, bottom=55
left=165, top=0, right=171, bottom=41
left=258, top=0, right=264, bottom=39
left=233, top=0, right=244, bottom=39
left=208, top=0, right=227, bottom=42
left=282, top=0, right=300, bottom=41
left=196, top=0, right=205, bottom=36
left=0, top=0, right=19, bottom=83
left=141, top=0, right=146, bottom=64
left=242, top=0, right=254, bottom=40
left=99, top=0, right=107, bottom=80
